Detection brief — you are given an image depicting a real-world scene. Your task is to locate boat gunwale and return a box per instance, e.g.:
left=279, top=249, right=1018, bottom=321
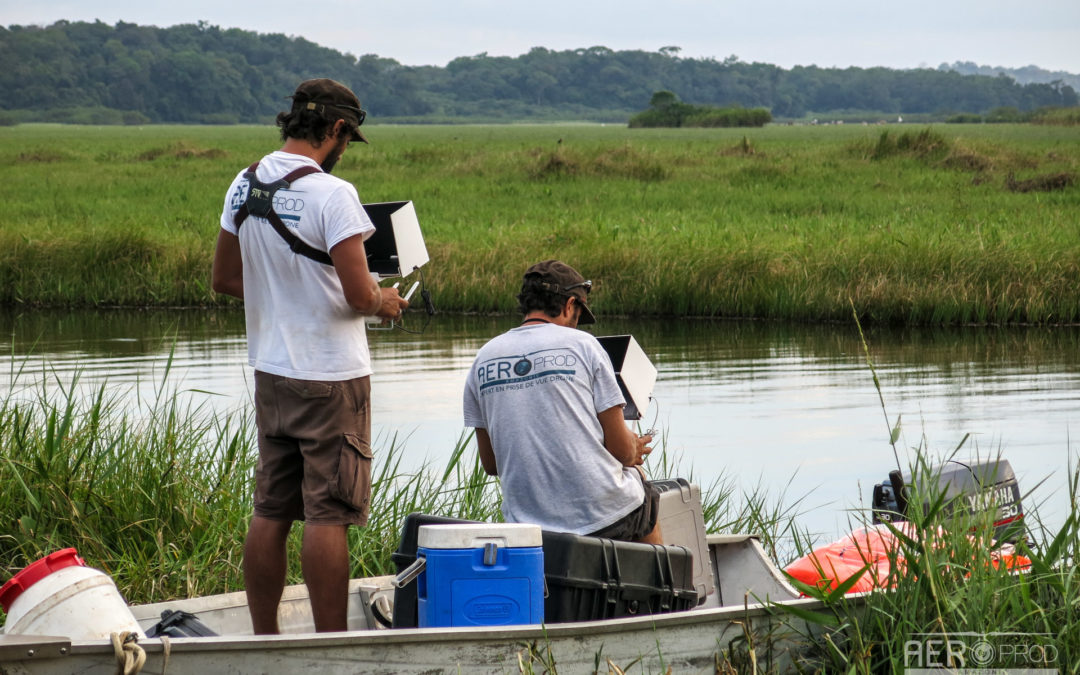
left=49, top=592, right=835, bottom=659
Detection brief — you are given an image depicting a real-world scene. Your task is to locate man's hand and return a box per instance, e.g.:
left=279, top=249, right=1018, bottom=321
left=599, top=406, right=652, bottom=468
left=375, top=286, right=409, bottom=320
left=634, top=432, right=654, bottom=466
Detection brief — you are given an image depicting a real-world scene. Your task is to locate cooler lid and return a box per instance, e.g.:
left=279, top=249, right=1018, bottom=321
left=0, top=548, right=85, bottom=612
left=418, top=523, right=542, bottom=549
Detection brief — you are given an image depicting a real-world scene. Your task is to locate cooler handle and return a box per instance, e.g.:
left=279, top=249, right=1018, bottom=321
left=393, top=558, right=426, bottom=588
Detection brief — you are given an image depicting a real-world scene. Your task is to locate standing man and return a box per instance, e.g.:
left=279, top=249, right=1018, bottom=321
left=463, top=260, right=661, bottom=544
left=212, top=78, right=408, bottom=634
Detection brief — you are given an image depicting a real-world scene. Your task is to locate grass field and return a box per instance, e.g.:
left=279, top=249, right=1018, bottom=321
left=1, top=123, right=1078, bottom=324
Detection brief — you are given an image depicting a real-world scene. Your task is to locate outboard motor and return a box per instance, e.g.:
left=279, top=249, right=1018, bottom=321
left=871, top=458, right=1024, bottom=544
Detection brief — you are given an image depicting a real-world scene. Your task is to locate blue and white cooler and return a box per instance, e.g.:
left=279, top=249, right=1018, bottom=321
left=415, top=523, right=544, bottom=627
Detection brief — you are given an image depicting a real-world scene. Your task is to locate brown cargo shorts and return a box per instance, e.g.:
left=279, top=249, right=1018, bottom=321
left=253, top=371, right=373, bottom=526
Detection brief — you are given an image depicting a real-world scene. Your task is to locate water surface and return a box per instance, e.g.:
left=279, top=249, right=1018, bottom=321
left=3, top=308, right=1077, bottom=541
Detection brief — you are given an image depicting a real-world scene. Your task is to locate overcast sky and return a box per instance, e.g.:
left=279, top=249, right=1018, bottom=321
left=4, top=0, right=1078, bottom=74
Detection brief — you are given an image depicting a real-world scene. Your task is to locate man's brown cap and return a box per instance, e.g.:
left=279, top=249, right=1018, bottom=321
left=291, top=78, right=369, bottom=144
left=523, top=260, right=596, bottom=325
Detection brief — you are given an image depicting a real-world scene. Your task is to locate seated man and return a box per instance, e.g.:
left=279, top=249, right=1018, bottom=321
left=463, top=260, right=661, bottom=544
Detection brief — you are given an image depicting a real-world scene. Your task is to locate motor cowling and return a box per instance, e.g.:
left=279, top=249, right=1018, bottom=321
left=870, top=458, right=1024, bottom=544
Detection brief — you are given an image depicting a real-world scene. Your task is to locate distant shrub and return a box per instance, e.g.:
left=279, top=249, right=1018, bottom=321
left=37, top=107, right=130, bottom=125
left=985, top=106, right=1028, bottom=123
left=684, top=107, right=772, bottom=128
left=196, top=113, right=241, bottom=125
left=12, top=107, right=152, bottom=126
left=122, top=111, right=151, bottom=126
left=720, top=136, right=757, bottom=156
left=136, top=143, right=228, bottom=162
left=1030, top=107, right=1080, bottom=126
left=529, top=145, right=668, bottom=182
left=529, top=151, right=579, bottom=179
left=946, top=113, right=983, bottom=124
left=628, top=102, right=699, bottom=128
left=1005, top=171, right=1075, bottom=192
left=869, top=128, right=950, bottom=161
left=16, top=149, right=69, bottom=163
left=629, top=91, right=770, bottom=128
left=940, top=150, right=992, bottom=172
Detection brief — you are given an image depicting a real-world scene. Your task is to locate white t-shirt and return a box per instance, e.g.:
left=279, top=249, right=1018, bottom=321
left=220, top=151, right=375, bottom=380
left=463, top=323, right=644, bottom=534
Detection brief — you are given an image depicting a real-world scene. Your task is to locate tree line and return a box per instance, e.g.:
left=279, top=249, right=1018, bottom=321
left=1, top=20, right=1076, bottom=125
left=941, top=61, right=1080, bottom=93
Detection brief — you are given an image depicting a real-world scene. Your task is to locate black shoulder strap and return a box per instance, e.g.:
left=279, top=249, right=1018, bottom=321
left=233, top=161, right=333, bottom=266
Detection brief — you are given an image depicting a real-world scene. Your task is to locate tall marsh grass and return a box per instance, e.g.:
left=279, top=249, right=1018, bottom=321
left=0, top=356, right=800, bottom=613
left=759, top=312, right=1080, bottom=672
left=1032, top=106, right=1080, bottom=126
left=0, top=360, right=254, bottom=604
left=777, top=453, right=1080, bottom=673
left=1, top=123, right=1078, bottom=324
left=4, top=346, right=1079, bottom=672
left=0, top=356, right=498, bottom=605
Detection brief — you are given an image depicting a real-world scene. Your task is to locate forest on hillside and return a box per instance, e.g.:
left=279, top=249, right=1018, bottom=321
left=1, top=20, right=1077, bottom=124
left=941, top=61, right=1080, bottom=92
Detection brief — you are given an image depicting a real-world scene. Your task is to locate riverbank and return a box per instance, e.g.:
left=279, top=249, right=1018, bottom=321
left=1, top=123, right=1077, bottom=324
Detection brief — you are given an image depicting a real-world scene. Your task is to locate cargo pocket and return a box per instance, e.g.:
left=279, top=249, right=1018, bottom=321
left=330, top=433, right=374, bottom=514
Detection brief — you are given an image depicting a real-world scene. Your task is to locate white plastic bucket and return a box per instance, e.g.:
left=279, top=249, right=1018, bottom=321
left=0, top=549, right=144, bottom=640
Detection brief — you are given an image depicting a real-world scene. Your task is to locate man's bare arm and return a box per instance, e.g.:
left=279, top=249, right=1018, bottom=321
left=211, top=229, right=244, bottom=299
left=475, top=428, right=498, bottom=475
left=597, top=405, right=653, bottom=467
left=330, top=234, right=408, bottom=317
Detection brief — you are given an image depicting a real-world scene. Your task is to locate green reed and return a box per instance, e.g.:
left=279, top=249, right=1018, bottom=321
left=0, top=358, right=497, bottom=604
left=0, top=356, right=805, bottom=615
left=0, top=360, right=253, bottom=604
left=771, top=450, right=1080, bottom=673
left=1, top=123, right=1078, bottom=324
left=8, top=351, right=1076, bottom=672
left=756, top=308, right=1080, bottom=673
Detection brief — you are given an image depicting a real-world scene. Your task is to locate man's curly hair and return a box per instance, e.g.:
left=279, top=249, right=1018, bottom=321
left=516, top=275, right=568, bottom=318
left=275, top=107, right=348, bottom=146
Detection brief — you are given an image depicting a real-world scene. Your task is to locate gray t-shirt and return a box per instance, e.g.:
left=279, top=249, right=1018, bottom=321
left=463, top=323, right=645, bottom=534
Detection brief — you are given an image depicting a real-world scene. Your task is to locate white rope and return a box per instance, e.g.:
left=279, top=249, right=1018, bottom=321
left=160, top=635, right=171, bottom=675
left=111, top=631, right=146, bottom=675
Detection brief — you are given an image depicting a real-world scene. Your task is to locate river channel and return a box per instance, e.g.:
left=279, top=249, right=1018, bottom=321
left=3, top=308, right=1078, bottom=542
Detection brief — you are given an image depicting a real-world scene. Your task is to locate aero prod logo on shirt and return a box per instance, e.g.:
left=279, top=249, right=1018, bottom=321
left=478, top=352, right=578, bottom=393
left=231, top=182, right=307, bottom=228
left=273, top=191, right=306, bottom=225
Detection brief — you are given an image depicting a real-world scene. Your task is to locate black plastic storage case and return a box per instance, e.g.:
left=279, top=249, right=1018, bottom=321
left=541, top=530, right=698, bottom=623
